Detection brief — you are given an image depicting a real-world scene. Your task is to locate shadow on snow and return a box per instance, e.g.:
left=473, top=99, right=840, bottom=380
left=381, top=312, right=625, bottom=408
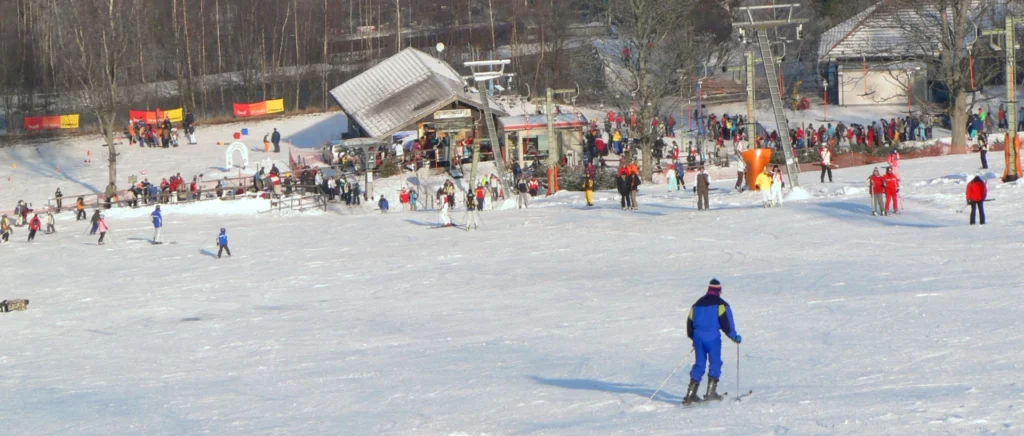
left=528, top=375, right=681, bottom=405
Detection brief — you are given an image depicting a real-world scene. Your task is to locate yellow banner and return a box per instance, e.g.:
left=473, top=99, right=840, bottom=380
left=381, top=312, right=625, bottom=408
left=163, top=108, right=184, bottom=123
left=265, top=99, right=285, bottom=114
left=59, top=114, right=80, bottom=129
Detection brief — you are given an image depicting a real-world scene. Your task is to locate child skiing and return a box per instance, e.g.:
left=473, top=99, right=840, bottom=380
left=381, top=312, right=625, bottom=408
left=97, top=214, right=108, bottom=245
left=683, top=278, right=742, bottom=405
left=216, top=228, right=231, bottom=258
left=27, top=214, right=41, bottom=242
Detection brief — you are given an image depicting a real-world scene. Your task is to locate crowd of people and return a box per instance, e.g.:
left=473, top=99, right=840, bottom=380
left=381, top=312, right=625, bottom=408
left=127, top=110, right=197, bottom=148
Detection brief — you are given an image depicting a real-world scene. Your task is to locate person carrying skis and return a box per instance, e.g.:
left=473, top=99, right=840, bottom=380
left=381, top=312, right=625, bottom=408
left=683, top=278, right=741, bottom=405
left=27, top=214, right=41, bottom=242
left=966, top=175, right=987, bottom=225
left=695, top=167, right=710, bottom=211
left=755, top=167, right=773, bottom=208
left=867, top=168, right=886, bottom=216
left=882, top=167, right=900, bottom=215
left=96, top=214, right=108, bottom=245
left=216, top=228, right=231, bottom=258
left=770, top=165, right=785, bottom=207
left=151, top=205, right=163, bottom=243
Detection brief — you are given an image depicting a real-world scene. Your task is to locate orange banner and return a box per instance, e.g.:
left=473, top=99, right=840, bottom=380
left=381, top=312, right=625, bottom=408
left=129, top=108, right=183, bottom=124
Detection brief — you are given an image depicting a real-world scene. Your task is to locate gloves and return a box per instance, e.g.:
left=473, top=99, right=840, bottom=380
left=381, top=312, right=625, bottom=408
left=730, top=333, right=742, bottom=344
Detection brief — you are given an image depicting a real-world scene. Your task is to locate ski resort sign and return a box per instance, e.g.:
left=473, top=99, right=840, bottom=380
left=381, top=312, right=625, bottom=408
left=433, top=109, right=472, bottom=120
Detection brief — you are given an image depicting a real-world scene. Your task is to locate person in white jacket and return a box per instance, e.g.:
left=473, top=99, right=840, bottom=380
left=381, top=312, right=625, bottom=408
left=820, top=147, right=834, bottom=183
left=734, top=153, right=746, bottom=191
left=770, top=165, right=785, bottom=207
left=437, top=189, right=452, bottom=227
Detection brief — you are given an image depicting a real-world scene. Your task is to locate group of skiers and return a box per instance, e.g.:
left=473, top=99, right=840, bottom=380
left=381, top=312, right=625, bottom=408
left=127, top=111, right=196, bottom=148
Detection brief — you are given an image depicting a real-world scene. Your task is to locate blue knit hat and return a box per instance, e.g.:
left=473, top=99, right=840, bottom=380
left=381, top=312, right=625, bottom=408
left=707, top=277, right=722, bottom=295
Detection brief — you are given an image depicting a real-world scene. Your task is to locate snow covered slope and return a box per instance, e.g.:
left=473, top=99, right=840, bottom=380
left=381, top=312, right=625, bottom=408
left=3, top=138, right=1023, bottom=434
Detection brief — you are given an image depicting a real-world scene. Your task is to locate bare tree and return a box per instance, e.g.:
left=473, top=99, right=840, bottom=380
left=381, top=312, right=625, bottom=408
left=54, top=0, right=137, bottom=191
left=603, top=0, right=721, bottom=181
left=876, top=0, right=1001, bottom=147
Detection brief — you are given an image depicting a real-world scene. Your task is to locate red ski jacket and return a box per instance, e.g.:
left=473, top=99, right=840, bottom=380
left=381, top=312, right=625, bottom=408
left=966, top=178, right=987, bottom=202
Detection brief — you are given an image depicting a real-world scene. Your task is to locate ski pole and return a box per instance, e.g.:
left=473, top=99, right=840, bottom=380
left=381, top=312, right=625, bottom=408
left=646, top=348, right=693, bottom=405
left=736, top=343, right=740, bottom=396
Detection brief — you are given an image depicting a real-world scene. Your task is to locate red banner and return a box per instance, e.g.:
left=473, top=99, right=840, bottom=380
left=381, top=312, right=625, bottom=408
left=233, top=101, right=267, bottom=117
left=233, top=99, right=284, bottom=117
left=24, top=116, right=62, bottom=131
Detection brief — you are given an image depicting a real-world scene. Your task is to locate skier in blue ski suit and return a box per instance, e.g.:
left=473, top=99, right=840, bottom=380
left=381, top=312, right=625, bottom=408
left=151, top=206, right=163, bottom=243
left=216, top=228, right=231, bottom=258
left=683, top=278, right=741, bottom=404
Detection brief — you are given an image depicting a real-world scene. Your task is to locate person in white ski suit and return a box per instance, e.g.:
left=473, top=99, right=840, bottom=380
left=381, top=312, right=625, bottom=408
left=770, top=165, right=785, bottom=207
left=437, top=190, right=452, bottom=226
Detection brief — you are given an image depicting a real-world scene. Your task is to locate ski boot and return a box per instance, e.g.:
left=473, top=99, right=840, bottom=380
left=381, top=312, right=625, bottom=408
left=705, top=377, right=723, bottom=401
left=681, top=379, right=701, bottom=405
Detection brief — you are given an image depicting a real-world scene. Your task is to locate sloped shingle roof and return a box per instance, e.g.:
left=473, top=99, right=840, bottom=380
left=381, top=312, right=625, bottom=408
left=330, top=47, right=506, bottom=139
left=818, top=0, right=993, bottom=62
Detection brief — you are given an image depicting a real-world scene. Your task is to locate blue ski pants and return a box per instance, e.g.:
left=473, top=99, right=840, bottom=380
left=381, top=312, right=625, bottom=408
left=689, top=336, right=722, bottom=382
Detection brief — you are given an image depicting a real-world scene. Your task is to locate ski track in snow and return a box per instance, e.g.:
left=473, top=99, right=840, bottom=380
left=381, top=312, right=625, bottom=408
left=2, top=112, right=1024, bottom=434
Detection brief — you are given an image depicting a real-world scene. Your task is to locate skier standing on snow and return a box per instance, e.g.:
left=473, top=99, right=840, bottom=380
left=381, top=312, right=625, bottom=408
left=27, top=214, right=41, bottom=242
left=966, top=175, right=987, bottom=225
left=820, top=146, right=834, bottom=183
left=55, top=187, right=63, bottom=213
left=683, top=278, right=741, bottom=405
left=867, top=168, right=886, bottom=216
left=216, top=228, right=231, bottom=258
left=151, top=205, right=163, bottom=243
left=437, top=189, right=453, bottom=226
left=1, top=215, right=11, bottom=243
left=887, top=150, right=901, bottom=180
left=96, top=214, right=108, bottom=245
left=90, top=209, right=101, bottom=234
left=770, top=165, right=785, bottom=207
left=695, top=167, right=710, bottom=211
left=76, top=197, right=86, bottom=220
left=271, top=128, right=281, bottom=153
left=45, top=211, right=55, bottom=234
left=882, top=167, right=900, bottom=215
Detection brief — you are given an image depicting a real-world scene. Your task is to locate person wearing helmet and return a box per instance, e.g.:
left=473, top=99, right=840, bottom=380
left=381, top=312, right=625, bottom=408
left=216, top=228, right=231, bottom=258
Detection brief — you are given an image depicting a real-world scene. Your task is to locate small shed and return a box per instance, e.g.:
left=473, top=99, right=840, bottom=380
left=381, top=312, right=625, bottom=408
left=498, top=112, right=589, bottom=166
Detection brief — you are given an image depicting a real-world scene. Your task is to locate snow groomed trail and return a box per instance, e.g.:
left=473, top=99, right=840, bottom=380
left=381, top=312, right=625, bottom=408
left=2, top=115, right=1024, bottom=434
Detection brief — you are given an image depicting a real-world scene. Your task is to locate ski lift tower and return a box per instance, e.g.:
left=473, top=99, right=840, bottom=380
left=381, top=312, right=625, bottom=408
left=463, top=59, right=513, bottom=192
left=732, top=3, right=808, bottom=188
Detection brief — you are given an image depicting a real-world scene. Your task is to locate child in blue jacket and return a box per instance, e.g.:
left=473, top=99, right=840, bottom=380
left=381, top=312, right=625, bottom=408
left=216, top=228, right=231, bottom=258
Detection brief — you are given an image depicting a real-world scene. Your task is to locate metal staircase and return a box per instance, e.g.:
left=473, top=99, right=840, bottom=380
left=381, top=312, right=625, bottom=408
left=756, top=29, right=801, bottom=187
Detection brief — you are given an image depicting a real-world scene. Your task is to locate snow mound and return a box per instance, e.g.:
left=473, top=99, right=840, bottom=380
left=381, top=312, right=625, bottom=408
left=100, top=198, right=279, bottom=220
left=915, top=173, right=970, bottom=186
left=785, top=187, right=812, bottom=201
left=837, top=186, right=865, bottom=196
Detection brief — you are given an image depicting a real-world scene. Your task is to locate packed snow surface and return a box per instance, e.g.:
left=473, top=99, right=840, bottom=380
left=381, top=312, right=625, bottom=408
left=2, top=112, right=1023, bottom=435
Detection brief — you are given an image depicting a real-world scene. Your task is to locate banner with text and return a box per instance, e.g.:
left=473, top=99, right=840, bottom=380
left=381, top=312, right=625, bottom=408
left=233, top=99, right=285, bottom=117
left=128, top=108, right=184, bottom=124
left=23, top=114, right=80, bottom=132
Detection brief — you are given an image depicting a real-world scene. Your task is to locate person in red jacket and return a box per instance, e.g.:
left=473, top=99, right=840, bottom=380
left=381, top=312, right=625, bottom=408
left=27, top=213, right=41, bottom=241
left=966, top=175, right=987, bottom=225
left=882, top=167, right=900, bottom=215
left=867, top=168, right=886, bottom=216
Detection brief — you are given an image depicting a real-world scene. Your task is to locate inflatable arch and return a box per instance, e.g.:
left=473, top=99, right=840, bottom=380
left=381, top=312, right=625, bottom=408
left=226, top=142, right=249, bottom=169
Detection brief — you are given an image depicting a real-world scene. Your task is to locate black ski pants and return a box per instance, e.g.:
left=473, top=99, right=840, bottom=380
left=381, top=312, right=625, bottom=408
left=218, top=244, right=231, bottom=258
left=970, top=201, right=985, bottom=225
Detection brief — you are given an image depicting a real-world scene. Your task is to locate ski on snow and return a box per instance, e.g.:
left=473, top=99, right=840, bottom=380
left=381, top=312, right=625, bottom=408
left=681, top=390, right=754, bottom=407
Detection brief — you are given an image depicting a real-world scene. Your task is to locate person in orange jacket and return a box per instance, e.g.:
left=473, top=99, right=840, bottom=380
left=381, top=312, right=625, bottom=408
left=27, top=214, right=41, bottom=242
left=882, top=167, right=900, bottom=215
left=474, top=185, right=486, bottom=211
left=966, top=175, right=987, bottom=225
